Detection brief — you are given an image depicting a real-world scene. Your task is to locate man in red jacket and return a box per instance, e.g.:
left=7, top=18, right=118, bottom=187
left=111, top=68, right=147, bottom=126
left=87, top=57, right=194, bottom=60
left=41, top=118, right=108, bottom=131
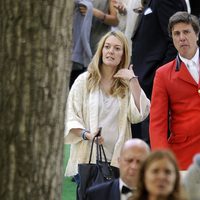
left=150, top=11, right=200, bottom=170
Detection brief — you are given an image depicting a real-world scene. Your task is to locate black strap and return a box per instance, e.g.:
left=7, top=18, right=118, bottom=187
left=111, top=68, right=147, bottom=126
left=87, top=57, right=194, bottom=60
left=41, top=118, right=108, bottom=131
left=88, top=135, right=110, bottom=166
left=96, top=137, right=100, bottom=165
left=99, top=144, right=108, bottom=163
left=88, top=136, right=96, bottom=164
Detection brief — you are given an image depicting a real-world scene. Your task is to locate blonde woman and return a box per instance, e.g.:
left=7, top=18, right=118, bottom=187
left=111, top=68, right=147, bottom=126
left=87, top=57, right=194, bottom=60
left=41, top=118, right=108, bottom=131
left=64, top=31, right=150, bottom=182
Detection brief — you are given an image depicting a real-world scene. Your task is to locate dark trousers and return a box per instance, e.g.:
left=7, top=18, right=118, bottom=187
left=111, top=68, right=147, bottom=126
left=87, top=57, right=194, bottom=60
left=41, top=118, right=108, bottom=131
left=131, top=115, right=150, bottom=146
left=69, top=62, right=85, bottom=88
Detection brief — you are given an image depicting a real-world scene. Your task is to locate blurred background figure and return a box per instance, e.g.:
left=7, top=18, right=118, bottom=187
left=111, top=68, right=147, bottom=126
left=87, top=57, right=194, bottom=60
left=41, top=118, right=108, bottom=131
left=130, top=0, right=187, bottom=145
left=183, top=153, right=200, bottom=200
left=189, top=0, right=200, bottom=19
left=131, top=150, right=188, bottom=200
left=70, top=0, right=119, bottom=88
left=111, top=0, right=145, bottom=52
left=187, top=0, right=200, bottom=46
left=86, top=139, right=150, bottom=200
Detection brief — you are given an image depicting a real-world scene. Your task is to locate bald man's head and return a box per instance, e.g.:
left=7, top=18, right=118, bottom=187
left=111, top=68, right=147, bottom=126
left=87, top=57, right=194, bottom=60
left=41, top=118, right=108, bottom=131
left=120, top=138, right=150, bottom=156
left=118, top=139, right=150, bottom=188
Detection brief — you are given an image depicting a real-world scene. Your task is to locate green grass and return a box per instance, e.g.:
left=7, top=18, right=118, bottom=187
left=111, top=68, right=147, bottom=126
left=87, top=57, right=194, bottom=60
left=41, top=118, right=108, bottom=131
left=62, top=145, right=76, bottom=200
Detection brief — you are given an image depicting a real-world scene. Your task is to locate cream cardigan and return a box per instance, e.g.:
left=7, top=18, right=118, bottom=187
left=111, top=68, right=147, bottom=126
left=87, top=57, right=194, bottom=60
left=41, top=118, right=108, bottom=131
left=64, top=72, right=150, bottom=176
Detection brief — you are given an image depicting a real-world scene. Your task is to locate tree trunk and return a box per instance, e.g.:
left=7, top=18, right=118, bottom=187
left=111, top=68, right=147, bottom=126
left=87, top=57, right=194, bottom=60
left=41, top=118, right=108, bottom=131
left=0, top=0, right=73, bottom=199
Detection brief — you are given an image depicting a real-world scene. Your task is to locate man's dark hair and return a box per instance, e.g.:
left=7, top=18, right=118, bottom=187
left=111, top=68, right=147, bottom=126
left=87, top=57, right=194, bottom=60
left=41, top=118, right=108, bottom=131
left=168, top=11, right=200, bottom=37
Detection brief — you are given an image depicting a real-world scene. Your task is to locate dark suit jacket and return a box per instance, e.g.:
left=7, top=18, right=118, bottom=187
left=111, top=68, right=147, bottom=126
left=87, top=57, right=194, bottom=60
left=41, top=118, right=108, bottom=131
left=189, top=0, right=200, bottom=46
left=86, top=179, right=120, bottom=200
left=130, top=0, right=187, bottom=144
left=190, top=0, right=200, bottom=17
left=131, top=0, right=187, bottom=99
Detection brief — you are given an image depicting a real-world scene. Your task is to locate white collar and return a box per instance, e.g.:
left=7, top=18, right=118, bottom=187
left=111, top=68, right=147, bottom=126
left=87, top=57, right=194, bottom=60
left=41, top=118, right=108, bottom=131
left=179, top=48, right=199, bottom=67
left=119, top=178, right=136, bottom=191
left=119, top=178, right=130, bottom=192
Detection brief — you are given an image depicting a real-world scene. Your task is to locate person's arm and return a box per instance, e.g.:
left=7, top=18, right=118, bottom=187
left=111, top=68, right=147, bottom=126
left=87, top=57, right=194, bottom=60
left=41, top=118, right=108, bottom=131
left=114, top=65, right=142, bottom=112
left=128, top=75, right=141, bottom=112
left=79, top=0, right=119, bottom=26
left=111, top=0, right=127, bottom=15
left=149, top=68, right=169, bottom=149
left=70, top=128, right=93, bottom=140
left=70, top=128, right=104, bottom=144
left=128, top=73, right=150, bottom=123
left=93, top=0, right=118, bottom=26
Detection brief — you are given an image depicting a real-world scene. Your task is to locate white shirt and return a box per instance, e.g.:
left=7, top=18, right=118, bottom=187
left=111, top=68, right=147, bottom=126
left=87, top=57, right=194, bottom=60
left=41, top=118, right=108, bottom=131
left=119, top=179, right=133, bottom=200
left=179, top=48, right=199, bottom=83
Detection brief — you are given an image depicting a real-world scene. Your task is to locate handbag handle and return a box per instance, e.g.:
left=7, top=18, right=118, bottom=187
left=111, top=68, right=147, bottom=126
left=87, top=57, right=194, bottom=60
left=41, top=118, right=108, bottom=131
left=88, top=136, right=95, bottom=164
left=88, top=128, right=109, bottom=165
left=97, top=139, right=114, bottom=180
left=96, top=138, right=110, bottom=166
left=88, top=128, right=102, bottom=164
left=99, top=144, right=109, bottom=163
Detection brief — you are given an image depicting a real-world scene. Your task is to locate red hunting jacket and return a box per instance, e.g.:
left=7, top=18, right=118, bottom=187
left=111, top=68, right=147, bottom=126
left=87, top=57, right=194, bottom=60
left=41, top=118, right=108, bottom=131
left=150, top=56, right=200, bottom=170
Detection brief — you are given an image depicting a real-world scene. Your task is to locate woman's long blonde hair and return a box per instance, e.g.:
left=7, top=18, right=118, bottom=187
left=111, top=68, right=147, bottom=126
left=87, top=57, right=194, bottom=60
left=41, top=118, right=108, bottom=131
left=87, top=31, right=131, bottom=98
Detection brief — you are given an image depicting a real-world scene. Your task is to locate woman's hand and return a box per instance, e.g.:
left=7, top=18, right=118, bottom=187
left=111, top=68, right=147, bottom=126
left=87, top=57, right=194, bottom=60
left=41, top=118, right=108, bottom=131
left=114, top=64, right=137, bottom=81
left=94, top=136, right=104, bottom=145
left=85, top=129, right=104, bottom=145
left=79, top=4, right=87, bottom=15
left=94, top=128, right=104, bottom=145
left=111, top=0, right=126, bottom=15
left=114, top=65, right=141, bottom=111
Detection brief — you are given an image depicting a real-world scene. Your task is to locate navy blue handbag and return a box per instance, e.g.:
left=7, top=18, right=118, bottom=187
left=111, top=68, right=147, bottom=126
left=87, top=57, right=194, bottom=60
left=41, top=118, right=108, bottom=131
left=77, top=130, right=119, bottom=200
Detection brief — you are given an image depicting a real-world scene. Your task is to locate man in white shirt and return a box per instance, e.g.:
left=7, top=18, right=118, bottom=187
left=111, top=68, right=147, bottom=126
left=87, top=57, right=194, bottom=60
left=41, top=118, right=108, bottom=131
left=86, top=139, right=150, bottom=200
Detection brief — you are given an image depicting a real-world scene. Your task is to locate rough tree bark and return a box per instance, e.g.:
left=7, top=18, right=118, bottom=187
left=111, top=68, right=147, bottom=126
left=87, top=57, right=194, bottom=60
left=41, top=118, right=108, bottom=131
left=0, top=0, right=73, bottom=199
